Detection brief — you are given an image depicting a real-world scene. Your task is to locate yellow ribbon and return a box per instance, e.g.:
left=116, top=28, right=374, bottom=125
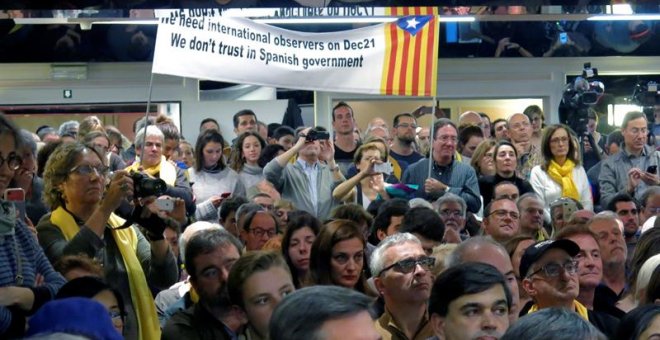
left=50, top=207, right=161, bottom=340
left=547, top=159, right=579, bottom=201
left=528, top=300, right=589, bottom=321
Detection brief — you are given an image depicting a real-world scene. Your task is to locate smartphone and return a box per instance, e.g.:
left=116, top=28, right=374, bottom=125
left=562, top=201, right=577, bottom=222
left=221, top=192, right=231, bottom=199
left=4, top=188, right=26, bottom=221
left=647, top=165, right=657, bottom=174
left=155, top=198, right=174, bottom=212
left=373, top=162, right=393, bottom=175
left=559, top=32, right=568, bottom=45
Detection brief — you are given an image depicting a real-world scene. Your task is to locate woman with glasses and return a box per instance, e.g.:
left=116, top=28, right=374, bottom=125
left=189, top=129, right=246, bottom=222
left=479, top=140, right=534, bottom=208
left=37, top=142, right=179, bottom=340
left=9, top=130, right=49, bottom=225
left=308, top=219, right=368, bottom=293
left=523, top=105, right=545, bottom=150
left=0, top=114, right=66, bottom=338
left=530, top=124, right=593, bottom=221
left=82, top=130, right=126, bottom=172
left=281, top=211, right=321, bottom=288
left=228, top=131, right=266, bottom=190
left=470, top=139, right=497, bottom=178
left=56, top=276, right=127, bottom=335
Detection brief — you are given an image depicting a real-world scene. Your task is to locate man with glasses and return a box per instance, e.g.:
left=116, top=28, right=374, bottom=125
left=435, top=193, right=470, bottom=243
left=482, top=198, right=520, bottom=244
left=371, top=233, right=435, bottom=340
left=517, top=193, right=549, bottom=240
left=507, top=113, right=542, bottom=180
left=639, top=186, right=660, bottom=231
left=402, top=119, right=481, bottom=213
left=600, top=111, right=660, bottom=207
left=390, top=113, right=423, bottom=174
left=606, top=193, right=641, bottom=264
left=239, top=210, right=278, bottom=252
left=520, top=239, right=618, bottom=337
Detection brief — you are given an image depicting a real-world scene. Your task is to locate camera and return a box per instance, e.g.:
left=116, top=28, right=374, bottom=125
left=559, top=62, right=604, bottom=137
left=632, top=81, right=659, bottom=107
left=306, top=129, right=330, bottom=141
left=131, top=172, right=167, bottom=198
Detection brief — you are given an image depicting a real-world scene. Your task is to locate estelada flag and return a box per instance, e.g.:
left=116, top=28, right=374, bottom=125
left=381, top=7, right=439, bottom=97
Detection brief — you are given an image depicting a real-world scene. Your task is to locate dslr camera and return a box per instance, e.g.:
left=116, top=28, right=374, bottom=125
left=130, top=172, right=167, bottom=198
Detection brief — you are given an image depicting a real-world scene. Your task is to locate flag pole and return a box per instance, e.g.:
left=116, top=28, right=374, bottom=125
left=427, top=98, right=437, bottom=179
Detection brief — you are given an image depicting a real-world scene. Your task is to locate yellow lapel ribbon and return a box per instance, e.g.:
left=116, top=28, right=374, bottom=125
left=528, top=300, right=589, bottom=321
left=547, top=159, right=579, bottom=201
left=50, top=207, right=161, bottom=340
left=126, top=156, right=177, bottom=186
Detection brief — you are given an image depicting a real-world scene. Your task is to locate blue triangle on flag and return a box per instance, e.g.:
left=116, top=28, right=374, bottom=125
left=396, top=16, right=433, bottom=36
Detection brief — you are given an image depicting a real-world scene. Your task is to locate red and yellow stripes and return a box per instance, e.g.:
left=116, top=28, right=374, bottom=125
left=381, top=7, right=439, bottom=97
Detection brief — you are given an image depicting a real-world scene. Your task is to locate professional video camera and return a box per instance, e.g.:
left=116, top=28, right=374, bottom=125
left=559, top=62, right=605, bottom=137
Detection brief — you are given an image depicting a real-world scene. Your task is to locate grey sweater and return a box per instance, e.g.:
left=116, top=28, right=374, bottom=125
left=263, top=158, right=344, bottom=221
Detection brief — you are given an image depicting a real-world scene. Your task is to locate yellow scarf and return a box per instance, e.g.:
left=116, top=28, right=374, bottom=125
left=126, top=156, right=177, bottom=186
left=547, top=159, right=579, bottom=201
left=50, top=207, right=161, bottom=340
left=528, top=300, right=589, bottom=321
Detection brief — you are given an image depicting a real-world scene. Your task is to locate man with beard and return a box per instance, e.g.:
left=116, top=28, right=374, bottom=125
left=517, top=193, right=549, bottom=240
left=390, top=113, right=423, bottom=174
left=163, top=229, right=245, bottom=340
left=606, top=193, right=641, bottom=264
left=371, top=233, right=435, bottom=340
left=402, top=119, right=481, bottom=213
left=264, top=127, right=344, bottom=220
left=520, top=239, right=617, bottom=337
left=429, top=262, right=511, bottom=340
left=507, top=113, right=542, bottom=180
left=587, top=212, right=628, bottom=319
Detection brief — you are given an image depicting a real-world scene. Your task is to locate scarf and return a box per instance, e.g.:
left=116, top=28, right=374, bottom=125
left=126, top=156, right=177, bottom=186
left=547, top=159, right=579, bottom=201
left=528, top=300, right=589, bottom=321
left=50, top=207, right=160, bottom=340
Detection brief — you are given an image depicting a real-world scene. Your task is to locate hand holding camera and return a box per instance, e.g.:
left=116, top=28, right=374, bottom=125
left=103, top=170, right=134, bottom=212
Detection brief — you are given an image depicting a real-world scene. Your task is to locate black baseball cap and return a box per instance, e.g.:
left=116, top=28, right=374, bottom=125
left=519, top=239, right=580, bottom=278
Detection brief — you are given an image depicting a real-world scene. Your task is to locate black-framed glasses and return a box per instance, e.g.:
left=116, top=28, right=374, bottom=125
left=527, top=260, right=578, bottom=278
left=439, top=209, right=463, bottom=218
left=69, top=164, right=109, bottom=177
left=486, top=209, right=520, bottom=220
left=0, top=153, right=21, bottom=171
left=378, top=256, right=435, bottom=276
left=250, top=227, right=276, bottom=238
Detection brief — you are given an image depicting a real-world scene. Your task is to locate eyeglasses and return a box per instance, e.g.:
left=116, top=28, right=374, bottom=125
left=69, top=164, right=109, bottom=177
left=645, top=206, right=660, bottom=214
left=527, top=260, right=578, bottom=278
left=250, top=227, right=277, bottom=238
left=109, top=311, right=124, bottom=321
left=0, top=153, right=21, bottom=171
left=436, top=135, right=458, bottom=143
left=628, top=127, right=648, bottom=135
left=396, top=123, right=417, bottom=129
left=487, top=209, right=520, bottom=220
left=550, top=137, right=570, bottom=145
left=378, top=256, right=435, bottom=276
left=439, top=209, right=463, bottom=218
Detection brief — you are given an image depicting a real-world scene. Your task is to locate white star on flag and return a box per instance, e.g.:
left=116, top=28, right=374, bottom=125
left=406, top=17, right=420, bottom=29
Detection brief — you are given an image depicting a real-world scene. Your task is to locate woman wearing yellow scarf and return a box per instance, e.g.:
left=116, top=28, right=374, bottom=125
left=37, top=142, right=179, bottom=340
left=530, top=124, right=594, bottom=225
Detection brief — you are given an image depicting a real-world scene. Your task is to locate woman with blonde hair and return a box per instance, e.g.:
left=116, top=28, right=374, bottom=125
left=470, top=139, right=497, bottom=178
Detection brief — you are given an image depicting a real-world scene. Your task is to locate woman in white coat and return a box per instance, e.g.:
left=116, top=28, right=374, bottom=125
left=530, top=124, right=593, bottom=221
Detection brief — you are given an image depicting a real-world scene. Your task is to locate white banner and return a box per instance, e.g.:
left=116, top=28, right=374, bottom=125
left=152, top=9, right=438, bottom=96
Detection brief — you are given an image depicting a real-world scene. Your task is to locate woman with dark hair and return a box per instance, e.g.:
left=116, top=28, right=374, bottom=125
left=530, top=124, right=593, bottom=220
left=229, top=131, right=266, bottom=190
left=308, top=219, right=368, bottom=293
left=281, top=211, right=322, bottom=288
left=523, top=105, right=545, bottom=150
left=614, top=304, right=660, bottom=340
left=189, top=129, right=245, bottom=222
left=0, top=113, right=66, bottom=338
left=9, top=129, right=49, bottom=224
left=82, top=130, right=126, bottom=172
left=56, top=276, right=127, bottom=335
left=37, top=142, right=178, bottom=339
left=478, top=140, right=534, bottom=207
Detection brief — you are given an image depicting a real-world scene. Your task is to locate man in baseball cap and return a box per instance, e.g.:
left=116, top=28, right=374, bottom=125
left=520, top=239, right=618, bottom=338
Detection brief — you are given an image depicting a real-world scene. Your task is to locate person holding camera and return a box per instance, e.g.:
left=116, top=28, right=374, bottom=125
left=37, top=142, right=180, bottom=340
left=332, top=142, right=391, bottom=209
left=264, top=126, right=344, bottom=221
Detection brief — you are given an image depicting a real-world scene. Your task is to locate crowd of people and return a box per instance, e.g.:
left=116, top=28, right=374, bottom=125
left=0, top=102, right=658, bottom=340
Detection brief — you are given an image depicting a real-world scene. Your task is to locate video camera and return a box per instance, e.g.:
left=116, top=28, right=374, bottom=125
left=559, top=62, right=605, bottom=136
left=632, top=81, right=659, bottom=107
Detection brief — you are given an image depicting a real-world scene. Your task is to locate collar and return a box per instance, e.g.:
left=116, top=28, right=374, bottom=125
left=377, top=307, right=431, bottom=340
left=432, top=157, right=454, bottom=171
left=296, top=158, right=319, bottom=170
left=622, top=144, right=649, bottom=158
